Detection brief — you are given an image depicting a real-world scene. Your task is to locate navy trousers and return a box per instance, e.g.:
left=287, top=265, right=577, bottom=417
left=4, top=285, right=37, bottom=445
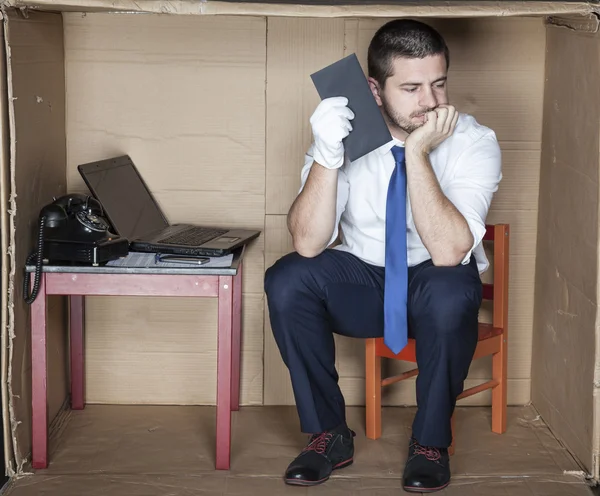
left=264, top=249, right=482, bottom=448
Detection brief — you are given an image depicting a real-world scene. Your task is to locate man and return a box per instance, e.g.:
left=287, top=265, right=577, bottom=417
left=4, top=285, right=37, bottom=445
left=264, top=19, right=502, bottom=493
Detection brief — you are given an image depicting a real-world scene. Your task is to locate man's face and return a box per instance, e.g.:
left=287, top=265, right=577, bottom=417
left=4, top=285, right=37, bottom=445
left=369, top=54, right=449, bottom=140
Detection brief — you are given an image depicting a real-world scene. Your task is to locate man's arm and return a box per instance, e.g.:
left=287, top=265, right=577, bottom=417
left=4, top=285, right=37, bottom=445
left=288, top=161, right=345, bottom=257
left=405, top=106, right=502, bottom=266
left=405, top=148, right=473, bottom=266
left=287, top=97, right=353, bottom=258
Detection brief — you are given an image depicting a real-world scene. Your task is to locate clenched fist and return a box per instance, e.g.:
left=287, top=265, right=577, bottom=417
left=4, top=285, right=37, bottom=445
left=310, top=97, right=355, bottom=169
left=405, top=104, right=459, bottom=156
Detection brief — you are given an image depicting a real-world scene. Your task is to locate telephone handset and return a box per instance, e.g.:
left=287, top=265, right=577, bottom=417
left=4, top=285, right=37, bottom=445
left=43, top=194, right=112, bottom=233
left=23, top=194, right=129, bottom=304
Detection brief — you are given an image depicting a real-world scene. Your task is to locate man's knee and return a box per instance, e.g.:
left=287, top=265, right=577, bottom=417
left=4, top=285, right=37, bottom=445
left=264, top=251, right=315, bottom=312
left=412, top=265, right=482, bottom=338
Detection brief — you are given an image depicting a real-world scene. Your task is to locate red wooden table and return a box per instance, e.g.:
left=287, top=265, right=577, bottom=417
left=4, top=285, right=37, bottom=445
left=27, top=248, right=244, bottom=471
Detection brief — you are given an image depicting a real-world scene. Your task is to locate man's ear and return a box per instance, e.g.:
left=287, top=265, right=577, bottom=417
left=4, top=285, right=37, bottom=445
left=368, top=77, right=383, bottom=106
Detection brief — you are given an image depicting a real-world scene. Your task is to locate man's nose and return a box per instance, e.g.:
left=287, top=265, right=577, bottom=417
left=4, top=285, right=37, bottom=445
left=420, top=88, right=438, bottom=109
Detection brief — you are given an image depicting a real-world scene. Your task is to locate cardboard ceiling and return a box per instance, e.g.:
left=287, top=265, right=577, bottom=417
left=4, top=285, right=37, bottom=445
left=2, top=0, right=600, bottom=17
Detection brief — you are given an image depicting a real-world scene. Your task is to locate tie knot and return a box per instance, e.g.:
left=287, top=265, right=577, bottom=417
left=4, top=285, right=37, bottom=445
left=391, top=145, right=405, bottom=164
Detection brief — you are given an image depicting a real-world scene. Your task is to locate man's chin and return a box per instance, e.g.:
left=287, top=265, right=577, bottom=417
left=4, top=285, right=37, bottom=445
left=401, top=121, right=424, bottom=135
left=386, top=114, right=423, bottom=136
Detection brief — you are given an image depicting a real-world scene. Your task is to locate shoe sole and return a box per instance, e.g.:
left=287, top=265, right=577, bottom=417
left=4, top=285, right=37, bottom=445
left=284, top=458, right=354, bottom=487
left=402, top=481, right=450, bottom=493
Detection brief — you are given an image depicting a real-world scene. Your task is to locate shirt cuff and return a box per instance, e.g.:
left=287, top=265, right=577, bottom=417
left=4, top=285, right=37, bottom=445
left=461, top=219, right=486, bottom=265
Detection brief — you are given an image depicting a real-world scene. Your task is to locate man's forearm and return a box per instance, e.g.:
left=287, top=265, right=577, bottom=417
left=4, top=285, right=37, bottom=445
left=405, top=149, right=473, bottom=266
left=287, top=163, right=339, bottom=257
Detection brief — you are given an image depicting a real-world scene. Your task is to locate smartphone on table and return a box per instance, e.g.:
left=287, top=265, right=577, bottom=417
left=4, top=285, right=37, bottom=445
left=156, top=254, right=211, bottom=265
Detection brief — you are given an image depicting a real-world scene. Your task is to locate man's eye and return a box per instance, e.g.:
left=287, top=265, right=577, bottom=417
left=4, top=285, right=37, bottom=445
left=404, top=88, right=418, bottom=93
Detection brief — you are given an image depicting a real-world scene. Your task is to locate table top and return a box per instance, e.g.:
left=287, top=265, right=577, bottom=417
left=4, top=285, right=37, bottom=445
left=26, top=247, right=244, bottom=276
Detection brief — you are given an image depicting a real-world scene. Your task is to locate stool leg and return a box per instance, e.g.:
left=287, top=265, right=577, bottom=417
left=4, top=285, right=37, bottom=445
left=216, top=276, right=233, bottom=470
left=70, top=295, right=85, bottom=410
left=492, top=335, right=508, bottom=434
left=231, top=264, right=242, bottom=412
left=31, top=275, right=48, bottom=469
left=365, top=339, right=382, bottom=440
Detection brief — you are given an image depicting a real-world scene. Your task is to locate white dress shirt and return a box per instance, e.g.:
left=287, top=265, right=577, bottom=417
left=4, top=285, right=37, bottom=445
left=298, top=113, right=502, bottom=274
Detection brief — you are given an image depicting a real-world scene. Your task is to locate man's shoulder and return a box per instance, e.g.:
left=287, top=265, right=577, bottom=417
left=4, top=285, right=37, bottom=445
left=434, top=112, right=501, bottom=175
left=452, top=113, right=498, bottom=148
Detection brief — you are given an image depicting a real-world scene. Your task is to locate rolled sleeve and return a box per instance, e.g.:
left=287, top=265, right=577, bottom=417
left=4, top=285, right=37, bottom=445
left=444, top=132, right=502, bottom=265
left=298, top=143, right=349, bottom=247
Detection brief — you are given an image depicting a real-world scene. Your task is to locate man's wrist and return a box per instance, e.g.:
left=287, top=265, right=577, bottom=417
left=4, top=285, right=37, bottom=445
left=311, top=161, right=342, bottom=182
left=405, top=145, right=429, bottom=164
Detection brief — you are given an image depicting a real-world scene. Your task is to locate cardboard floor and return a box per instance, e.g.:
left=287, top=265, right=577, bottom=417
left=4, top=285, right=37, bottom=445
left=3, top=405, right=595, bottom=495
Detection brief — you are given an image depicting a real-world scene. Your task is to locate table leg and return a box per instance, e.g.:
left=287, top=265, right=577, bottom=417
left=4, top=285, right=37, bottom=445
left=69, top=295, right=85, bottom=410
left=231, top=263, right=242, bottom=412
left=216, top=275, right=233, bottom=470
left=31, top=275, right=48, bottom=469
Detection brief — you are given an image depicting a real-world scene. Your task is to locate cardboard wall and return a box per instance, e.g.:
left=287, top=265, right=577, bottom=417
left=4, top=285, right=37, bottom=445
left=58, top=13, right=545, bottom=410
left=5, top=11, right=68, bottom=468
left=63, top=13, right=266, bottom=406
left=532, top=20, right=600, bottom=476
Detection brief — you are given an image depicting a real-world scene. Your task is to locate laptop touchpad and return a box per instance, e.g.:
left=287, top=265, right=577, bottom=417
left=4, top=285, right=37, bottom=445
left=217, top=237, right=240, bottom=244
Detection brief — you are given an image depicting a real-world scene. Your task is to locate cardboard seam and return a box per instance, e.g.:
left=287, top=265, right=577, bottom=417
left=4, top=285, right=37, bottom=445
left=530, top=404, right=595, bottom=485
left=528, top=407, right=592, bottom=484
left=261, top=15, right=268, bottom=407
left=535, top=389, right=596, bottom=480
left=7, top=398, right=72, bottom=480
left=1, top=10, right=24, bottom=475
left=47, top=397, right=71, bottom=449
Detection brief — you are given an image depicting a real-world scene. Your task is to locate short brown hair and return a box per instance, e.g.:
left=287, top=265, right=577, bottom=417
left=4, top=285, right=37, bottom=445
left=368, top=19, right=450, bottom=86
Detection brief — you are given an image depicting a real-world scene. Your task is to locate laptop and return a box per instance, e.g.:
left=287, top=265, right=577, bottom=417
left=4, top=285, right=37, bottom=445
left=78, top=155, right=260, bottom=257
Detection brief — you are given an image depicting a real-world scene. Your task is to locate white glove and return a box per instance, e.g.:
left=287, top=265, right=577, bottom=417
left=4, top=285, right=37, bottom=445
left=309, top=96, right=355, bottom=169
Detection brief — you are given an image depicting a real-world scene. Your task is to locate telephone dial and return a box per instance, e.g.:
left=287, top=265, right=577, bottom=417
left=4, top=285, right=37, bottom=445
left=23, top=194, right=129, bottom=304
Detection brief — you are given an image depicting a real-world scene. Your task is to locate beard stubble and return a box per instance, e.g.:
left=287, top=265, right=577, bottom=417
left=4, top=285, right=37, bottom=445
left=380, top=94, right=436, bottom=136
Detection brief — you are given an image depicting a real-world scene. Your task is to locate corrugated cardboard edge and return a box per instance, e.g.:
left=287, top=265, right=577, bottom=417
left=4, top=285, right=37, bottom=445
left=594, top=52, right=600, bottom=481
left=1, top=7, right=23, bottom=476
left=202, top=0, right=600, bottom=18
left=594, top=287, right=600, bottom=481
left=0, top=0, right=598, bottom=17
left=0, top=9, right=15, bottom=479
left=545, top=12, right=600, bottom=31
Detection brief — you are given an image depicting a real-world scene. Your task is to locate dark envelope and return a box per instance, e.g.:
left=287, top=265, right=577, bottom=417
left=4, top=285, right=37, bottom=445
left=310, top=53, right=393, bottom=162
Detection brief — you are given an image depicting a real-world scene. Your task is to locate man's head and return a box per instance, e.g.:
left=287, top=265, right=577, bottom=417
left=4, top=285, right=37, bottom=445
left=367, top=19, right=450, bottom=139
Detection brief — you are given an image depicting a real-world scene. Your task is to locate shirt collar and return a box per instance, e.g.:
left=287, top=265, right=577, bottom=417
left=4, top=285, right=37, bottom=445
left=377, top=136, right=405, bottom=155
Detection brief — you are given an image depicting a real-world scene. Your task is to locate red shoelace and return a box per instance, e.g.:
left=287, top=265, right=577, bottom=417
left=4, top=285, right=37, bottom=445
left=303, top=432, right=334, bottom=455
left=413, top=443, right=442, bottom=461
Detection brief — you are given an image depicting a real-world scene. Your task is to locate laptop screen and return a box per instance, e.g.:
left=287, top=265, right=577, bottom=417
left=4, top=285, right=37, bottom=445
left=79, top=158, right=169, bottom=240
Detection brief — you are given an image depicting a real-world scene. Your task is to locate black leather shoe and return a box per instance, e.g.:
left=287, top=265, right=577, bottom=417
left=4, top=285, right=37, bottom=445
left=402, top=437, right=451, bottom=493
left=284, top=424, right=355, bottom=486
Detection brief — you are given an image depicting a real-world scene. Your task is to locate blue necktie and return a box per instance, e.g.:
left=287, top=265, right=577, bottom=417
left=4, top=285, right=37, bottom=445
left=384, top=145, right=409, bottom=354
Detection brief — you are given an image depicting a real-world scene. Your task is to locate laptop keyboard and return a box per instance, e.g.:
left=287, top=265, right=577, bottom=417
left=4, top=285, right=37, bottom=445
left=158, top=227, right=228, bottom=246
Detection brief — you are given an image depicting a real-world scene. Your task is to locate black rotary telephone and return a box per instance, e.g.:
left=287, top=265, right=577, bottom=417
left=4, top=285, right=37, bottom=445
left=23, top=194, right=129, bottom=304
